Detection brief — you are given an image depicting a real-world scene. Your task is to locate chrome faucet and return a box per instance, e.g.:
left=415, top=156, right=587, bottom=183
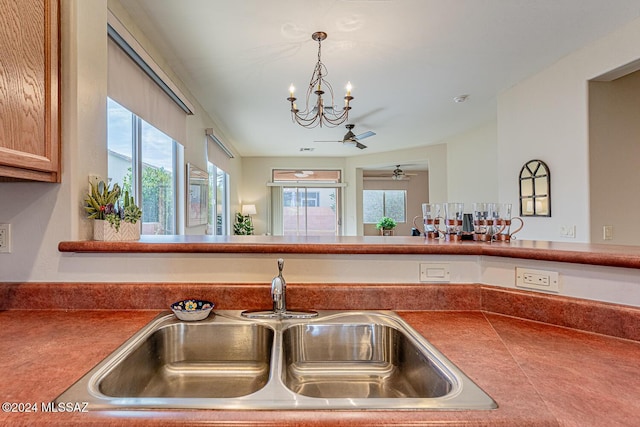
left=241, top=258, right=317, bottom=319
left=271, top=258, right=286, bottom=314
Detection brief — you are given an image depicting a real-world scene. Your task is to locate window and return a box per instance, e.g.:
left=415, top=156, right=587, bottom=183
left=363, top=190, right=406, bottom=223
left=108, top=98, right=181, bottom=235
left=282, top=187, right=338, bottom=236
left=208, top=162, right=229, bottom=235
left=272, top=169, right=341, bottom=182
left=284, top=190, right=320, bottom=207
left=270, top=169, right=343, bottom=236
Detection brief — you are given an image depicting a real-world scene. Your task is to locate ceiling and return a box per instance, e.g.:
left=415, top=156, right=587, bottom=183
left=117, top=0, right=640, bottom=158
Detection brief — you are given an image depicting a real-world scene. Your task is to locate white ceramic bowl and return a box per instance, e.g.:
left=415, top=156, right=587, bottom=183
left=170, top=299, right=215, bottom=321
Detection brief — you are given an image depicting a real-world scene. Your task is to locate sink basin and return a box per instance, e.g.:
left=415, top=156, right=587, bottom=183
left=282, top=323, right=451, bottom=399
left=56, top=310, right=496, bottom=410
left=99, top=322, right=273, bottom=398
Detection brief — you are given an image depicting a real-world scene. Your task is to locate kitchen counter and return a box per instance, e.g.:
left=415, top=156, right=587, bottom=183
left=58, top=236, right=640, bottom=269
left=1, top=307, right=638, bottom=426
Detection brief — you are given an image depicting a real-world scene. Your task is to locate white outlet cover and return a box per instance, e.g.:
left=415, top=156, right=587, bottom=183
left=515, top=267, right=559, bottom=292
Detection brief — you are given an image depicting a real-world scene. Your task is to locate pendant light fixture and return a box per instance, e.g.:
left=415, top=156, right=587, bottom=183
left=287, top=31, right=354, bottom=128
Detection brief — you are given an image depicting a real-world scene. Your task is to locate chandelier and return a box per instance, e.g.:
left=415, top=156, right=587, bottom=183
left=287, top=31, right=354, bottom=128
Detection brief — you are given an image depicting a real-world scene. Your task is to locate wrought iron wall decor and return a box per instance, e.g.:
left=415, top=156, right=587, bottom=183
left=519, top=159, right=551, bottom=217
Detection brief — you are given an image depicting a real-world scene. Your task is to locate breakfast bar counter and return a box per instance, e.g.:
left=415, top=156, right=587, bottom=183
left=59, top=236, right=640, bottom=269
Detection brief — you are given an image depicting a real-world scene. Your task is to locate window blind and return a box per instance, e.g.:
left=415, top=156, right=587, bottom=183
left=107, top=17, right=190, bottom=143
left=206, top=130, right=233, bottom=172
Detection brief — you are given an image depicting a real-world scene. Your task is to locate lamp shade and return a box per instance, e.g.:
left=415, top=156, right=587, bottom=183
left=241, top=204, right=257, bottom=216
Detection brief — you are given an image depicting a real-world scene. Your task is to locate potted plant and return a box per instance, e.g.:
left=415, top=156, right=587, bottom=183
left=376, top=216, right=397, bottom=236
left=84, top=180, right=142, bottom=241
left=233, top=212, right=254, bottom=235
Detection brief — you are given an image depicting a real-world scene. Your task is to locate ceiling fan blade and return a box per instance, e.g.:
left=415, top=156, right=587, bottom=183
left=355, top=142, right=367, bottom=149
left=313, top=140, right=342, bottom=143
left=355, top=131, right=376, bottom=140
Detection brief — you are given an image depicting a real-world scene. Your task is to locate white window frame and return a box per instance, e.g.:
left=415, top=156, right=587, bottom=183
left=108, top=98, right=181, bottom=235
left=208, top=162, right=230, bottom=236
left=362, top=189, right=407, bottom=224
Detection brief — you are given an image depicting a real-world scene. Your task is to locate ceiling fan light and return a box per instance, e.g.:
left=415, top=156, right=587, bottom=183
left=392, top=165, right=406, bottom=180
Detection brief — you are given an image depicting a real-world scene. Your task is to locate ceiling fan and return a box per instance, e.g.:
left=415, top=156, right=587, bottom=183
left=314, top=124, right=376, bottom=149
left=391, top=165, right=417, bottom=180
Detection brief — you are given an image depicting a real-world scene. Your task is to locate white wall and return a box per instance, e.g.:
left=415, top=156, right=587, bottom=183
left=498, top=14, right=640, bottom=242
left=446, top=121, right=498, bottom=208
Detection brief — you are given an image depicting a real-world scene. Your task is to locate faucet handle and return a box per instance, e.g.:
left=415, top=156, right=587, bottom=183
left=277, top=258, right=284, bottom=274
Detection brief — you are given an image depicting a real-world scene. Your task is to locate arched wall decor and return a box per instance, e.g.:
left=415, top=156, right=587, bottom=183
left=519, top=159, right=551, bottom=217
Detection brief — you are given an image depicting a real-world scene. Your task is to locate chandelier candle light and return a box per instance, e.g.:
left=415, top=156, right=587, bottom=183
left=288, top=31, right=354, bottom=128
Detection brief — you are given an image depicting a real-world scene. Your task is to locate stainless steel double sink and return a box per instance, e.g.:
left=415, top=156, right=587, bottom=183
left=56, top=310, right=496, bottom=410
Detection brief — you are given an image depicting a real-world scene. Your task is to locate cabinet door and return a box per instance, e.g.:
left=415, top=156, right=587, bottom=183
left=0, top=0, right=60, bottom=182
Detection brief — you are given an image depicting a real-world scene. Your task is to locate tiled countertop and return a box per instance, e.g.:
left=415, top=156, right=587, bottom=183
left=1, top=308, right=638, bottom=426
left=58, top=237, right=640, bottom=269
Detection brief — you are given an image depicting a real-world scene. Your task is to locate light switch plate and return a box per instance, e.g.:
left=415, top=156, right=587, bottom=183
left=560, top=225, right=576, bottom=238
left=0, top=223, right=11, bottom=253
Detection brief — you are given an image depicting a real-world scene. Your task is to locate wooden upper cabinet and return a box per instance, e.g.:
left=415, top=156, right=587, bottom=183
left=0, top=0, right=60, bottom=182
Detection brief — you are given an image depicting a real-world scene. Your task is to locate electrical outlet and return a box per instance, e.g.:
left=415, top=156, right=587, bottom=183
left=560, top=225, right=576, bottom=238
left=0, top=223, right=11, bottom=253
left=515, top=267, right=559, bottom=292
left=603, top=225, right=613, bottom=240
left=419, top=263, right=450, bottom=283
